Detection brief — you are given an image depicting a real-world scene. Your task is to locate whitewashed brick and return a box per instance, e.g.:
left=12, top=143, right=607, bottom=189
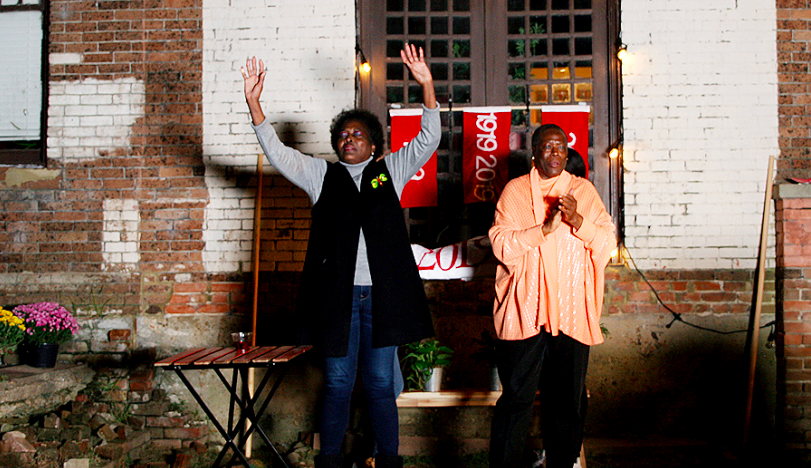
left=201, top=2, right=354, bottom=272
left=622, top=0, right=778, bottom=270
left=49, top=77, right=144, bottom=162
left=102, top=199, right=140, bottom=271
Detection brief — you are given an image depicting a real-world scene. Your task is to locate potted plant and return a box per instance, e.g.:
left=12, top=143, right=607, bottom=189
left=13, top=302, right=80, bottom=368
left=0, top=306, right=26, bottom=366
left=400, top=338, right=453, bottom=392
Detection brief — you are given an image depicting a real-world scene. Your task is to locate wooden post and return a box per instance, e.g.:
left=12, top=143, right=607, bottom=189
left=742, top=155, right=774, bottom=448
left=245, top=153, right=264, bottom=458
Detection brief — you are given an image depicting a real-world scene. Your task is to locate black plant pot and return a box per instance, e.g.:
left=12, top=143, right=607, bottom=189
left=23, top=343, right=59, bottom=368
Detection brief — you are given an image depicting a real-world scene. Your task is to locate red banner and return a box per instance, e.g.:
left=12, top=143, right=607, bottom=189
left=390, top=108, right=437, bottom=208
left=541, top=105, right=591, bottom=178
left=462, top=107, right=511, bottom=204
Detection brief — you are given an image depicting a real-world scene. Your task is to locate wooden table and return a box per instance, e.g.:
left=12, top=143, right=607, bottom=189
left=155, top=345, right=311, bottom=468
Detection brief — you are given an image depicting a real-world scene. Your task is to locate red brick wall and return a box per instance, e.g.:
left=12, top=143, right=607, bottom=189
left=776, top=0, right=811, bottom=454
left=775, top=196, right=811, bottom=451
left=0, top=1, right=255, bottom=322
left=256, top=176, right=311, bottom=272
left=777, top=2, right=811, bottom=180
left=604, top=266, right=768, bottom=315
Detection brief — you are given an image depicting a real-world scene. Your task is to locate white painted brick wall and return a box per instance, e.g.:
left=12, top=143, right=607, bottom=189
left=621, top=0, right=778, bottom=270
left=196, top=0, right=778, bottom=273
left=48, top=77, right=145, bottom=161
left=102, top=199, right=140, bottom=272
left=201, top=0, right=355, bottom=272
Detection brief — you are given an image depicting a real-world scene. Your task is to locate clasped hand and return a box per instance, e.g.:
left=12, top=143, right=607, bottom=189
left=542, top=192, right=583, bottom=235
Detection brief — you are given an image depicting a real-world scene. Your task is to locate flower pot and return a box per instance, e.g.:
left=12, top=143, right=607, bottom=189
left=424, top=367, right=443, bottom=392
left=24, top=343, right=60, bottom=368
left=490, top=366, right=502, bottom=392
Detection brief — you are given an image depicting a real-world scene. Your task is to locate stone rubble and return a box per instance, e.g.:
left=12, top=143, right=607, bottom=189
left=0, top=389, right=212, bottom=468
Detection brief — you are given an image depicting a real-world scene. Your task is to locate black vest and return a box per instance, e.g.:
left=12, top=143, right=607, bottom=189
left=296, top=160, right=434, bottom=357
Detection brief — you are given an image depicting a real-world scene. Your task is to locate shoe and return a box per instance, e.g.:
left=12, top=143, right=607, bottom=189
left=530, top=449, right=546, bottom=468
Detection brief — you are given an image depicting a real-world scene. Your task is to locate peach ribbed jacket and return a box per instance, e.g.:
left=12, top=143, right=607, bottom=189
left=489, top=169, right=616, bottom=345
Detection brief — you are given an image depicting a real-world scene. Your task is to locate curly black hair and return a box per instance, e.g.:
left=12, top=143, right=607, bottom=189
left=329, top=109, right=385, bottom=158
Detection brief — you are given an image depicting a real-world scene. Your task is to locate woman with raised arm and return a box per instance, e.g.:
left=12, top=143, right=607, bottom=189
left=242, top=45, right=439, bottom=468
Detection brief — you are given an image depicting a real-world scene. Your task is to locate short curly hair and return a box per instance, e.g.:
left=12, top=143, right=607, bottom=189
left=329, top=109, right=385, bottom=158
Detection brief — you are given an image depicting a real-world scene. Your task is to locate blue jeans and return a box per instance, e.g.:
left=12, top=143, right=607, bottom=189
left=320, top=286, right=399, bottom=456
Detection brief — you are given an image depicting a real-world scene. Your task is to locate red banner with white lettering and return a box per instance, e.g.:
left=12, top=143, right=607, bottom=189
left=462, top=107, right=511, bottom=204
left=541, top=105, right=591, bottom=178
left=390, top=108, right=437, bottom=208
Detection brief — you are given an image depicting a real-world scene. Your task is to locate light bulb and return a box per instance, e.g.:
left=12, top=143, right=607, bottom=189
left=617, top=44, right=627, bottom=62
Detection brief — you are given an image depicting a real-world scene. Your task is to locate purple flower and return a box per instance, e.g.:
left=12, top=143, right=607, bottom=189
left=12, top=302, right=80, bottom=345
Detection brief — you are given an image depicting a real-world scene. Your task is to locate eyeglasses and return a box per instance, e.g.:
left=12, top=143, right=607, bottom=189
left=541, top=142, right=566, bottom=153
left=338, top=130, right=366, bottom=140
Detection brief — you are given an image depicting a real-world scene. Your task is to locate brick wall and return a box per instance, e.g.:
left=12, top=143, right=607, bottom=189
left=621, top=1, right=779, bottom=270
left=775, top=1, right=811, bottom=457
left=200, top=0, right=355, bottom=274
left=0, top=0, right=797, bottom=455
left=774, top=188, right=811, bottom=453
left=776, top=2, right=811, bottom=180
left=0, top=0, right=257, bottom=356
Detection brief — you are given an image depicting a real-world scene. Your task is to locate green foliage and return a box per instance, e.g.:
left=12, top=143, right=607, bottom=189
left=401, top=338, right=453, bottom=391
left=70, top=285, right=113, bottom=316
left=81, top=373, right=123, bottom=401
left=452, top=40, right=470, bottom=58
left=509, top=85, right=526, bottom=104
left=529, top=22, right=544, bottom=56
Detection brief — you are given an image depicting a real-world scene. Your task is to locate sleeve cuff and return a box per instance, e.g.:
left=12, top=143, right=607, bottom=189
left=251, top=118, right=270, bottom=131
left=526, top=224, right=545, bottom=246
left=574, top=217, right=597, bottom=242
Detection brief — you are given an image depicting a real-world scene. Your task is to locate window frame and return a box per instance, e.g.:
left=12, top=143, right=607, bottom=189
left=0, top=0, right=49, bottom=167
left=358, top=0, right=622, bottom=242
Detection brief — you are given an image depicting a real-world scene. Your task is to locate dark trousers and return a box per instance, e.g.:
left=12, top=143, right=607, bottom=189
left=489, top=331, right=590, bottom=468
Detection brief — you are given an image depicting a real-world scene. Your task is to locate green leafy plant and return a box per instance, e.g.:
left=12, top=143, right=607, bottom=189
left=401, top=338, right=454, bottom=391
left=529, top=22, right=544, bottom=55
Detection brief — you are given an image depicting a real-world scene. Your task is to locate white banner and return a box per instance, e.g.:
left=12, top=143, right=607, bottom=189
left=412, top=235, right=496, bottom=281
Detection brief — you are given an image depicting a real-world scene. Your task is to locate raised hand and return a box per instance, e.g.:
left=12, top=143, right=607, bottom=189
left=241, top=56, right=267, bottom=125
left=558, top=191, right=583, bottom=230
left=400, top=44, right=437, bottom=109
left=401, top=44, right=432, bottom=86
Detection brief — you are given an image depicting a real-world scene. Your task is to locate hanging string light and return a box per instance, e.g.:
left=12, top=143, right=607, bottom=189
left=617, top=43, right=628, bottom=62
left=356, top=44, right=371, bottom=74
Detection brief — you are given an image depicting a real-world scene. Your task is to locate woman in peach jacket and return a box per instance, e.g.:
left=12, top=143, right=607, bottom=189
left=488, top=124, right=616, bottom=468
